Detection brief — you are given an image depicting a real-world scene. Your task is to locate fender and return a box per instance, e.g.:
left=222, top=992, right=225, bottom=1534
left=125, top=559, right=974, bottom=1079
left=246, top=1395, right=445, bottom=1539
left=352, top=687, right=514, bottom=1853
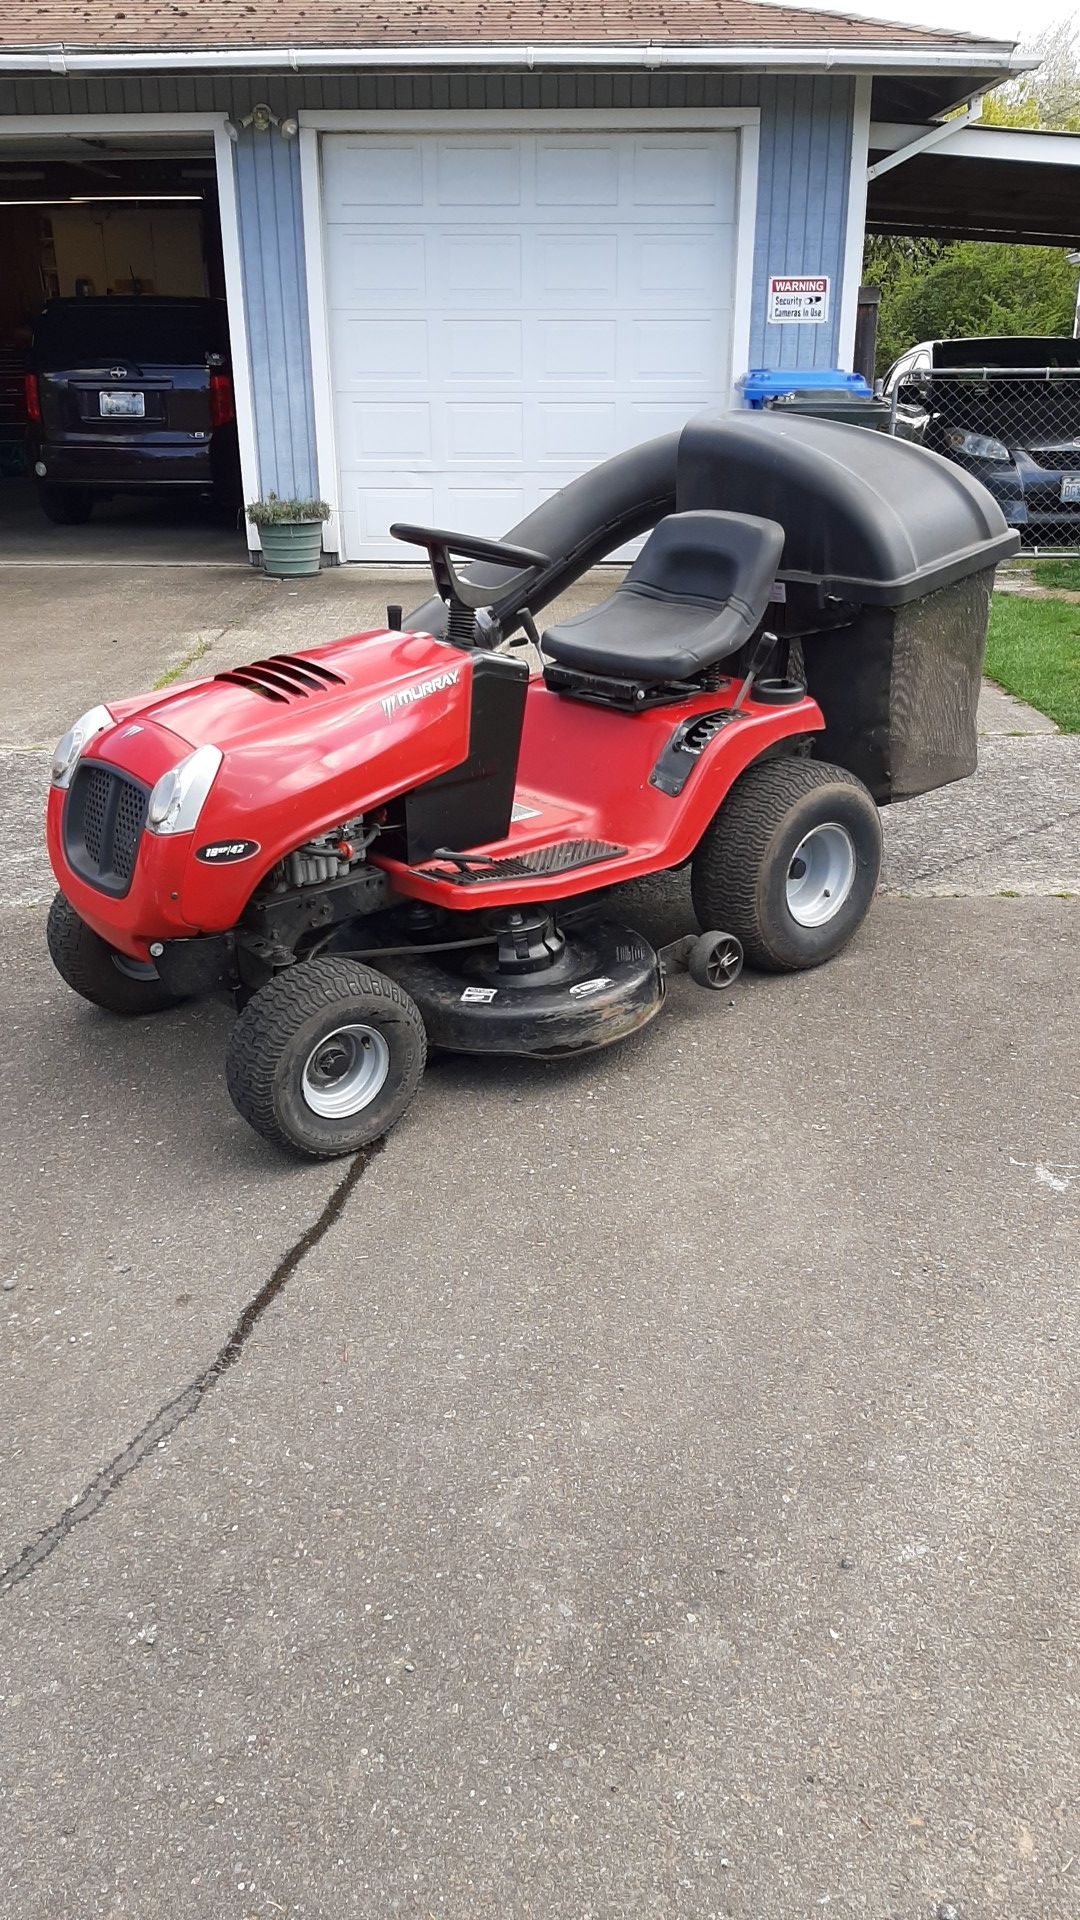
left=373, top=677, right=825, bottom=910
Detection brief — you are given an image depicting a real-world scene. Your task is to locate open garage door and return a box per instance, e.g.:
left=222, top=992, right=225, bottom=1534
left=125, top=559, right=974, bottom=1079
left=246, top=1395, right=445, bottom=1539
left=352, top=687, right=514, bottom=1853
left=0, top=131, right=246, bottom=562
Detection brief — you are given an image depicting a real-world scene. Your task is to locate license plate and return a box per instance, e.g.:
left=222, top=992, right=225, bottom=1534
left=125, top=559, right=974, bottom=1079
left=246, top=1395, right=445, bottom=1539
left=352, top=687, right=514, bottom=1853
left=1061, top=475, right=1080, bottom=503
left=100, top=390, right=145, bottom=418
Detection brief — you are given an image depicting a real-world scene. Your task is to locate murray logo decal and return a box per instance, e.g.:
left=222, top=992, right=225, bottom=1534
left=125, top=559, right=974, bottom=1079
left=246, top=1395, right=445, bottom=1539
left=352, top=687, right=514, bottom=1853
left=380, top=668, right=460, bottom=720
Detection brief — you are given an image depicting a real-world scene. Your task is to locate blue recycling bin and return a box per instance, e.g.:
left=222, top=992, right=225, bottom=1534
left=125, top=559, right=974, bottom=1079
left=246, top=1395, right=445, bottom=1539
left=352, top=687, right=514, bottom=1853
left=738, top=367, right=890, bottom=431
left=739, top=368, right=874, bottom=408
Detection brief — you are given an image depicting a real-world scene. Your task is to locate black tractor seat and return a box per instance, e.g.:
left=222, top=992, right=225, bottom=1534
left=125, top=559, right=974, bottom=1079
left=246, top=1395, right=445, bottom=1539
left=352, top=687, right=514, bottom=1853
left=541, top=509, right=785, bottom=685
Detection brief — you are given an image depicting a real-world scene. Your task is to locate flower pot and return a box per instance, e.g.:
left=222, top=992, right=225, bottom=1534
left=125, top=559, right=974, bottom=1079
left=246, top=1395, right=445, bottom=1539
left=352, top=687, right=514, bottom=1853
left=257, top=520, right=324, bottom=578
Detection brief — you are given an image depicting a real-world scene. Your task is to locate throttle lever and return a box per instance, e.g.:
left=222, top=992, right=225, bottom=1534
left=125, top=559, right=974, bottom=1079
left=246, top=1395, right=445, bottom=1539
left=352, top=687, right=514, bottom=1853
left=731, top=630, right=779, bottom=711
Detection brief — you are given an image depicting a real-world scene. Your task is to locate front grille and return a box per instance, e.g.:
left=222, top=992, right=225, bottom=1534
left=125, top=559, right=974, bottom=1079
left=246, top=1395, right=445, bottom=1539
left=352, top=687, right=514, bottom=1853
left=63, top=761, right=149, bottom=896
left=112, top=777, right=147, bottom=881
left=81, top=766, right=110, bottom=863
left=1025, top=449, right=1080, bottom=474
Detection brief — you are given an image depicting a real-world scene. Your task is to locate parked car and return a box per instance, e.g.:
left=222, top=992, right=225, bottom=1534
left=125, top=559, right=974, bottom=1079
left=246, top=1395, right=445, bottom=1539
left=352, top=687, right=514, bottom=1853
left=884, top=337, right=1080, bottom=545
left=24, top=296, right=240, bottom=525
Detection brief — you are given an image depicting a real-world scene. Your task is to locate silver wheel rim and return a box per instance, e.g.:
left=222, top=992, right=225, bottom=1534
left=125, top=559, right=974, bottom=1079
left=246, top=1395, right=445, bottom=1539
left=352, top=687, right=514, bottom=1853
left=111, top=951, right=159, bottom=981
left=785, top=823, right=857, bottom=928
left=301, top=1023, right=391, bottom=1119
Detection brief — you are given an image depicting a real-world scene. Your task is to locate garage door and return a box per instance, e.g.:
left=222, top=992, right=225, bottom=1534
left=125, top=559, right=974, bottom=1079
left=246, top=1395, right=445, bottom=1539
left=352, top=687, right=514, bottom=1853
left=322, top=130, right=740, bottom=561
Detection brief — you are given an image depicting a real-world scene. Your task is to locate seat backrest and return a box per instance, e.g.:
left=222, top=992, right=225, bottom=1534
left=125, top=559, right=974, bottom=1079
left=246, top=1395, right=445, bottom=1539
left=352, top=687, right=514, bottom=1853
left=625, top=509, right=784, bottom=623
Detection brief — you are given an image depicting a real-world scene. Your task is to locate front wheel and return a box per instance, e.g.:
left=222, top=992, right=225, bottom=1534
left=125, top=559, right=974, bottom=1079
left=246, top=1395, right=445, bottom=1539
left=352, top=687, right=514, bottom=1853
left=225, top=958, right=427, bottom=1159
left=690, top=758, right=882, bottom=972
left=46, top=891, right=186, bottom=1014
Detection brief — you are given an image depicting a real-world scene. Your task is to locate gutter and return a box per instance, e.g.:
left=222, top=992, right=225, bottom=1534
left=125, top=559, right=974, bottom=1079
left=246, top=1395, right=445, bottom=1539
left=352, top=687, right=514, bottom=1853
left=0, top=43, right=1040, bottom=76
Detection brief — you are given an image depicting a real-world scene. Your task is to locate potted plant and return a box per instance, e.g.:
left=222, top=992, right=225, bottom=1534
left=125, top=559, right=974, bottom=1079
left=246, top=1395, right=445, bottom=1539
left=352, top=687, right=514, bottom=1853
left=246, top=493, right=331, bottom=578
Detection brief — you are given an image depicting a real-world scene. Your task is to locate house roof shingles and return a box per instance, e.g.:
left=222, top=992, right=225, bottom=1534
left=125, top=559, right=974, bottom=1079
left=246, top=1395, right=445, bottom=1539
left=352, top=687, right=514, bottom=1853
left=0, top=0, right=1009, bottom=56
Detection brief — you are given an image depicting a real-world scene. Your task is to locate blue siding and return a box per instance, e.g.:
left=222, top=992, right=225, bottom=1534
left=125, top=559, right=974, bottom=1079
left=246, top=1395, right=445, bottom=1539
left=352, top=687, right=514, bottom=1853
left=0, top=69, right=859, bottom=491
left=749, top=76, right=856, bottom=370
left=231, top=126, right=319, bottom=499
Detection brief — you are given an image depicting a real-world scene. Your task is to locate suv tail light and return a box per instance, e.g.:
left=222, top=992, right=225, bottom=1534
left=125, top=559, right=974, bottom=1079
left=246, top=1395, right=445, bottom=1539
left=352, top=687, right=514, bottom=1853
left=209, top=372, right=235, bottom=429
left=24, top=373, right=41, bottom=424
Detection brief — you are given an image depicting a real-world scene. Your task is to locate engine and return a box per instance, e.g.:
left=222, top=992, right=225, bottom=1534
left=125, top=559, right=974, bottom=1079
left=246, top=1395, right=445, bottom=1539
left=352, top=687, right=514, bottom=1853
left=279, top=816, right=377, bottom=890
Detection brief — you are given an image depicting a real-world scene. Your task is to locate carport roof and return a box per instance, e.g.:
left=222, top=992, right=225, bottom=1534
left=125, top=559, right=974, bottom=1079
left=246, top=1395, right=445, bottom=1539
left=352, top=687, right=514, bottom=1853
left=868, top=123, right=1080, bottom=247
left=0, top=0, right=1027, bottom=59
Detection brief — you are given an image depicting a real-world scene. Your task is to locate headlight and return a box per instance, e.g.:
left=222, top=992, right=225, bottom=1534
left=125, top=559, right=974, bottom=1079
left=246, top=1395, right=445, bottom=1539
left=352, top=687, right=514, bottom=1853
left=945, top=427, right=1010, bottom=462
left=50, top=704, right=113, bottom=789
left=146, top=744, right=223, bottom=836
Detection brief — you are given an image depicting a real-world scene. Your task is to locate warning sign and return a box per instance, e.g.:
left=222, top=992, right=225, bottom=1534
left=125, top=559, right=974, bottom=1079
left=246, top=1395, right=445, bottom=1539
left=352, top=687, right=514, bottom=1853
left=768, top=275, right=830, bottom=324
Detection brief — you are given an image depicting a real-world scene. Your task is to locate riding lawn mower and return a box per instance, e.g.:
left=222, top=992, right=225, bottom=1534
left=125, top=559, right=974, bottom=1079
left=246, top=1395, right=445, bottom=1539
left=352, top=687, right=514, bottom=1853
left=45, top=410, right=1017, bottom=1157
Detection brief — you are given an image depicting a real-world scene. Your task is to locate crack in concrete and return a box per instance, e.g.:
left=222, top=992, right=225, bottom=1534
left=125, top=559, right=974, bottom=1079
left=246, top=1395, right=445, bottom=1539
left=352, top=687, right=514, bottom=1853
left=0, top=1143, right=379, bottom=1598
left=894, top=801, right=1080, bottom=889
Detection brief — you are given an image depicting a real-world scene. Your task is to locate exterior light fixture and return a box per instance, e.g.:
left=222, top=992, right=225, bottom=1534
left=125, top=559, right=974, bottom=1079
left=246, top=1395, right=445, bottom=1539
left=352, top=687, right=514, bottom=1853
left=234, top=103, right=299, bottom=139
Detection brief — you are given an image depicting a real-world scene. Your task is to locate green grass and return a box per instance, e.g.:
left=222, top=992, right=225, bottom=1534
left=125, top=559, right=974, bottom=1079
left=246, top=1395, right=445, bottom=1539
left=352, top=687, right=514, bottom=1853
left=153, top=635, right=211, bottom=690
left=985, top=593, right=1080, bottom=730
left=1028, top=557, right=1080, bottom=593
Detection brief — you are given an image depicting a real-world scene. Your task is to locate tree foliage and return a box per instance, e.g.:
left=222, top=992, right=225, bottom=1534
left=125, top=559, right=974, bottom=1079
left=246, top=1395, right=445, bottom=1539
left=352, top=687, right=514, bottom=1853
left=865, top=24, right=1080, bottom=373
left=981, top=20, right=1080, bottom=132
left=866, top=239, right=1078, bottom=372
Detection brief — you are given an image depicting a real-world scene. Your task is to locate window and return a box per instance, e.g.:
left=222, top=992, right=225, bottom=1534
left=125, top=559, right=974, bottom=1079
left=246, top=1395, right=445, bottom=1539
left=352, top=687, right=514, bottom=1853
left=34, top=300, right=227, bottom=371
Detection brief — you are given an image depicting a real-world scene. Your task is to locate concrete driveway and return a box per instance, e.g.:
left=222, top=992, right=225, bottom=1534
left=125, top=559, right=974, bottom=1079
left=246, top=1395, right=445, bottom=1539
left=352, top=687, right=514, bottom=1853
left=1, top=563, right=1077, bottom=1920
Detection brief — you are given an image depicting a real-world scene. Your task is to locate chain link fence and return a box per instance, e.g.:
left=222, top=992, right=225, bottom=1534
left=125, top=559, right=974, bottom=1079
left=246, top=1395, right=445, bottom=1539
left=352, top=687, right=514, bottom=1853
left=893, top=368, right=1080, bottom=555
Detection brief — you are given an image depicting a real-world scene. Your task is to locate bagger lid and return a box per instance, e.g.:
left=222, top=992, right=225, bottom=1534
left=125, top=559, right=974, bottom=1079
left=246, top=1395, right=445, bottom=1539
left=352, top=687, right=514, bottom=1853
left=677, top=411, right=1019, bottom=605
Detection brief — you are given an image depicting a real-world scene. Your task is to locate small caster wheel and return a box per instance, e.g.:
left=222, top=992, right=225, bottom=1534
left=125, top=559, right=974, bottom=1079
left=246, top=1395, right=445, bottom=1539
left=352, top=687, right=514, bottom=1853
left=688, top=929, right=744, bottom=991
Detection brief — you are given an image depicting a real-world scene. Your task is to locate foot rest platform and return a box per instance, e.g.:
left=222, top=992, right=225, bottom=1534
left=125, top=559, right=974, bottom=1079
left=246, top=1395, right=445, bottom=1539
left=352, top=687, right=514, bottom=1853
left=415, top=839, right=626, bottom=886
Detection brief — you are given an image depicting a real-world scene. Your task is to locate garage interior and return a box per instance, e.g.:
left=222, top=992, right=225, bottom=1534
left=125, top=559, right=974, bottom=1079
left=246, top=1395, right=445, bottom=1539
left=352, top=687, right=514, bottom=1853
left=0, top=132, right=245, bottom=561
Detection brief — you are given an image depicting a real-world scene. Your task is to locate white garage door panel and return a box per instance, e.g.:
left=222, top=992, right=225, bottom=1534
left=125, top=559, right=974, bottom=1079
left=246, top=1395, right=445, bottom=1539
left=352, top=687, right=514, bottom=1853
left=444, top=319, right=523, bottom=379
left=323, top=130, right=739, bottom=560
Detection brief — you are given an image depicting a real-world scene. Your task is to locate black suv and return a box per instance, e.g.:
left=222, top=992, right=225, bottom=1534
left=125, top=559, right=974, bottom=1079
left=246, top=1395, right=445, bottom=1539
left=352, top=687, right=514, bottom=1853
left=25, top=296, right=240, bottom=525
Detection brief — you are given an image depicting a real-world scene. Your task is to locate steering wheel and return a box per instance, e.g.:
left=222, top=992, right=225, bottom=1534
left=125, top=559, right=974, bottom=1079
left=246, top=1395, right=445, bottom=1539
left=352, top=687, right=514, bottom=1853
left=390, top=522, right=550, bottom=614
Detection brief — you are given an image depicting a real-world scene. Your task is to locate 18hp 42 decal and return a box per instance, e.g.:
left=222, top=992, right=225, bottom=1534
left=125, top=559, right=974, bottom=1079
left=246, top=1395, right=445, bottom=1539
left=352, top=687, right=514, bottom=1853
left=195, top=838, right=261, bottom=864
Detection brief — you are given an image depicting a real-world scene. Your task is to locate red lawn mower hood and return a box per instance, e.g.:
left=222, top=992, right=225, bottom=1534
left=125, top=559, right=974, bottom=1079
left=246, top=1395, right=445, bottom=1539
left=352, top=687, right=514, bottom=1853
left=103, top=628, right=474, bottom=831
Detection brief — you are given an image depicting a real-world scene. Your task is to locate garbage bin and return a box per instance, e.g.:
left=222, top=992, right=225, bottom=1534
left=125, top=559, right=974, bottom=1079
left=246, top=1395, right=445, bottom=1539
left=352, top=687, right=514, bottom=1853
left=738, top=367, right=893, bottom=432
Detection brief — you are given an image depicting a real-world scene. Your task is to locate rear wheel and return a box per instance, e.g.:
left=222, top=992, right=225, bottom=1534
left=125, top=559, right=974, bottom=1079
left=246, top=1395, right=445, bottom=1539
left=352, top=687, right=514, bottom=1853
left=690, top=758, right=882, bottom=972
left=225, top=957, right=427, bottom=1159
left=46, top=891, right=185, bottom=1015
left=39, top=485, right=93, bottom=525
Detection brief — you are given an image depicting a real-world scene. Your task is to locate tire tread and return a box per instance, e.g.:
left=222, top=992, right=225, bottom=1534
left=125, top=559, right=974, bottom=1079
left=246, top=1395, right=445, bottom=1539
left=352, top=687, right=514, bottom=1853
left=225, top=957, right=426, bottom=1158
left=47, top=891, right=183, bottom=1015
